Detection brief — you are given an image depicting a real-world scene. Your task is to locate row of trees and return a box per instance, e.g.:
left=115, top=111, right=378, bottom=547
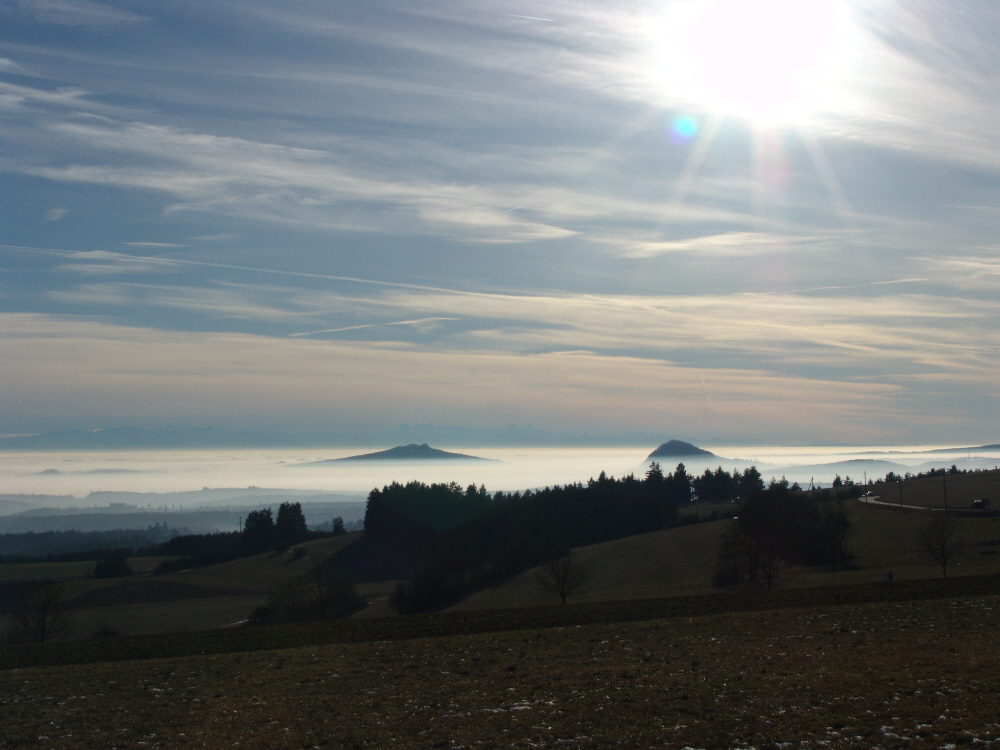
left=882, top=465, right=965, bottom=483
left=714, top=485, right=854, bottom=589
left=242, top=502, right=310, bottom=554
left=0, top=525, right=180, bottom=562
left=153, top=503, right=331, bottom=574
left=715, top=483, right=976, bottom=589
left=386, top=463, right=760, bottom=613
left=692, top=466, right=766, bottom=503
left=364, top=481, right=493, bottom=556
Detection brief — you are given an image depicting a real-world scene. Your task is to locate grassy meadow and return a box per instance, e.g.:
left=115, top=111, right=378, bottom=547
left=2, top=471, right=1000, bottom=639
left=0, top=536, right=364, bottom=639
left=454, top=499, right=1000, bottom=611
left=867, top=470, right=1000, bottom=510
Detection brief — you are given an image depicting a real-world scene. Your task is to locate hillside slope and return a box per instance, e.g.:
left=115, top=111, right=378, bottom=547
left=451, top=499, right=1000, bottom=611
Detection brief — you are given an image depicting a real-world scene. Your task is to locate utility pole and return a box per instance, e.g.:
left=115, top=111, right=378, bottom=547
left=942, top=473, right=948, bottom=517
left=898, top=479, right=903, bottom=510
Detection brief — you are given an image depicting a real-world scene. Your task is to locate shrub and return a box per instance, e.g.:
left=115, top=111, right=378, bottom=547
left=249, top=564, right=366, bottom=625
left=93, top=554, right=133, bottom=579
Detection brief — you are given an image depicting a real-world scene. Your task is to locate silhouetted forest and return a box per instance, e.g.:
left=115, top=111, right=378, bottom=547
left=153, top=501, right=320, bottom=573
left=692, top=465, right=767, bottom=503
left=378, top=463, right=760, bottom=612
left=0, top=501, right=349, bottom=571
left=714, top=484, right=854, bottom=589
left=0, top=525, right=178, bottom=562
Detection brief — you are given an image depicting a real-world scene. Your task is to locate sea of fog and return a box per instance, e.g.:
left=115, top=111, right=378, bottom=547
left=2, top=444, right=999, bottom=506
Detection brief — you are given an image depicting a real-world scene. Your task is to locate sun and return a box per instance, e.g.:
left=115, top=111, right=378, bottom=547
left=652, top=0, right=859, bottom=125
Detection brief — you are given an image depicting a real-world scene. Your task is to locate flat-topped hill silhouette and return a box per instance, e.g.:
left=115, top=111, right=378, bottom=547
left=326, top=443, right=490, bottom=462
left=647, top=440, right=716, bottom=459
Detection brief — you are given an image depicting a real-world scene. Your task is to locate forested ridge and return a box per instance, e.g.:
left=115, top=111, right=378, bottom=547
left=368, top=463, right=767, bottom=612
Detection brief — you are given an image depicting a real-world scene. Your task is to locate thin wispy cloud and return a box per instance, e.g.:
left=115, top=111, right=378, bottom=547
left=289, top=317, right=460, bottom=338
left=1, top=0, right=998, bottom=442
left=0, top=312, right=909, bottom=442
left=12, top=0, right=146, bottom=27
left=620, top=232, right=826, bottom=258
left=124, top=242, right=186, bottom=248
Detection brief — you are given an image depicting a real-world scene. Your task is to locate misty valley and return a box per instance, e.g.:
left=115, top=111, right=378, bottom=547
left=2, top=442, right=1000, bottom=748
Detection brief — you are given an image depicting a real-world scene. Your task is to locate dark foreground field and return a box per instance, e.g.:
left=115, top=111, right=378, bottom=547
left=4, top=592, right=1000, bottom=749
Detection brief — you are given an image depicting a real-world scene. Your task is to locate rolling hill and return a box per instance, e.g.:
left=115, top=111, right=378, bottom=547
left=647, top=440, right=716, bottom=459
left=317, top=443, right=490, bottom=462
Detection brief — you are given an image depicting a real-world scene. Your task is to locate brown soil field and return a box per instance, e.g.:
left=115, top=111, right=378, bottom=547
left=3, top=593, right=999, bottom=749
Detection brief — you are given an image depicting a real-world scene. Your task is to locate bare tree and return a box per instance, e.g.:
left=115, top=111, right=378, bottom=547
left=6, top=583, right=74, bottom=643
left=534, top=553, right=591, bottom=605
left=917, top=513, right=964, bottom=578
left=756, top=542, right=790, bottom=591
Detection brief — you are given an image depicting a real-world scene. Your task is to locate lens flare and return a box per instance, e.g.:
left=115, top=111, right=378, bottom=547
left=670, top=115, right=700, bottom=142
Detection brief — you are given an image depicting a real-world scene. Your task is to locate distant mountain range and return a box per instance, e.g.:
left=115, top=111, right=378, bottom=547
left=0, top=425, right=667, bottom=450
left=925, top=444, right=1000, bottom=453
left=5, top=426, right=995, bottom=453
left=314, top=444, right=490, bottom=462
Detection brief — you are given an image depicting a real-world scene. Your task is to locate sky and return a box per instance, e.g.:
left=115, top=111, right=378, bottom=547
left=1, top=0, right=998, bottom=445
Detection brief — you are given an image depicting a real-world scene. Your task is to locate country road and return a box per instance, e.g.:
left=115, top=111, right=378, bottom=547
left=860, top=495, right=928, bottom=511
left=860, top=495, right=997, bottom=515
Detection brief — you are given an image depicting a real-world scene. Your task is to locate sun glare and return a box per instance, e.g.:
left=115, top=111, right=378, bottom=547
left=653, top=0, right=859, bottom=124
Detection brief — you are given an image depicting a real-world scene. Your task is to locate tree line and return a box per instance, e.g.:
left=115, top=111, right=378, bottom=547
left=0, top=525, right=180, bottom=562
left=881, top=465, right=969, bottom=483
left=714, top=484, right=854, bottom=589
left=152, top=502, right=348, bottom=574
left=0, top=503, right=353, bottom=577
left=373, top=462, right=764, bottom=613
left=691, top=466, right=768, bottom=503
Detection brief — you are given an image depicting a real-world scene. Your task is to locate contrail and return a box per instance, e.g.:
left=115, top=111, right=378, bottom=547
left=289, top=317, right=459, bottom=338
left=0, top=244, right=516, bottom=300
left=504, top=14, right=553, bottom=21
left=739, top=278, right=929, bottom=296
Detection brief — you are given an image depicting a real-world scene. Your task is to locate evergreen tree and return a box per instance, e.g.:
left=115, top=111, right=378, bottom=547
left=275, top=502, right=309, bottom=550
left=242, top=508, right=275, bottom=554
